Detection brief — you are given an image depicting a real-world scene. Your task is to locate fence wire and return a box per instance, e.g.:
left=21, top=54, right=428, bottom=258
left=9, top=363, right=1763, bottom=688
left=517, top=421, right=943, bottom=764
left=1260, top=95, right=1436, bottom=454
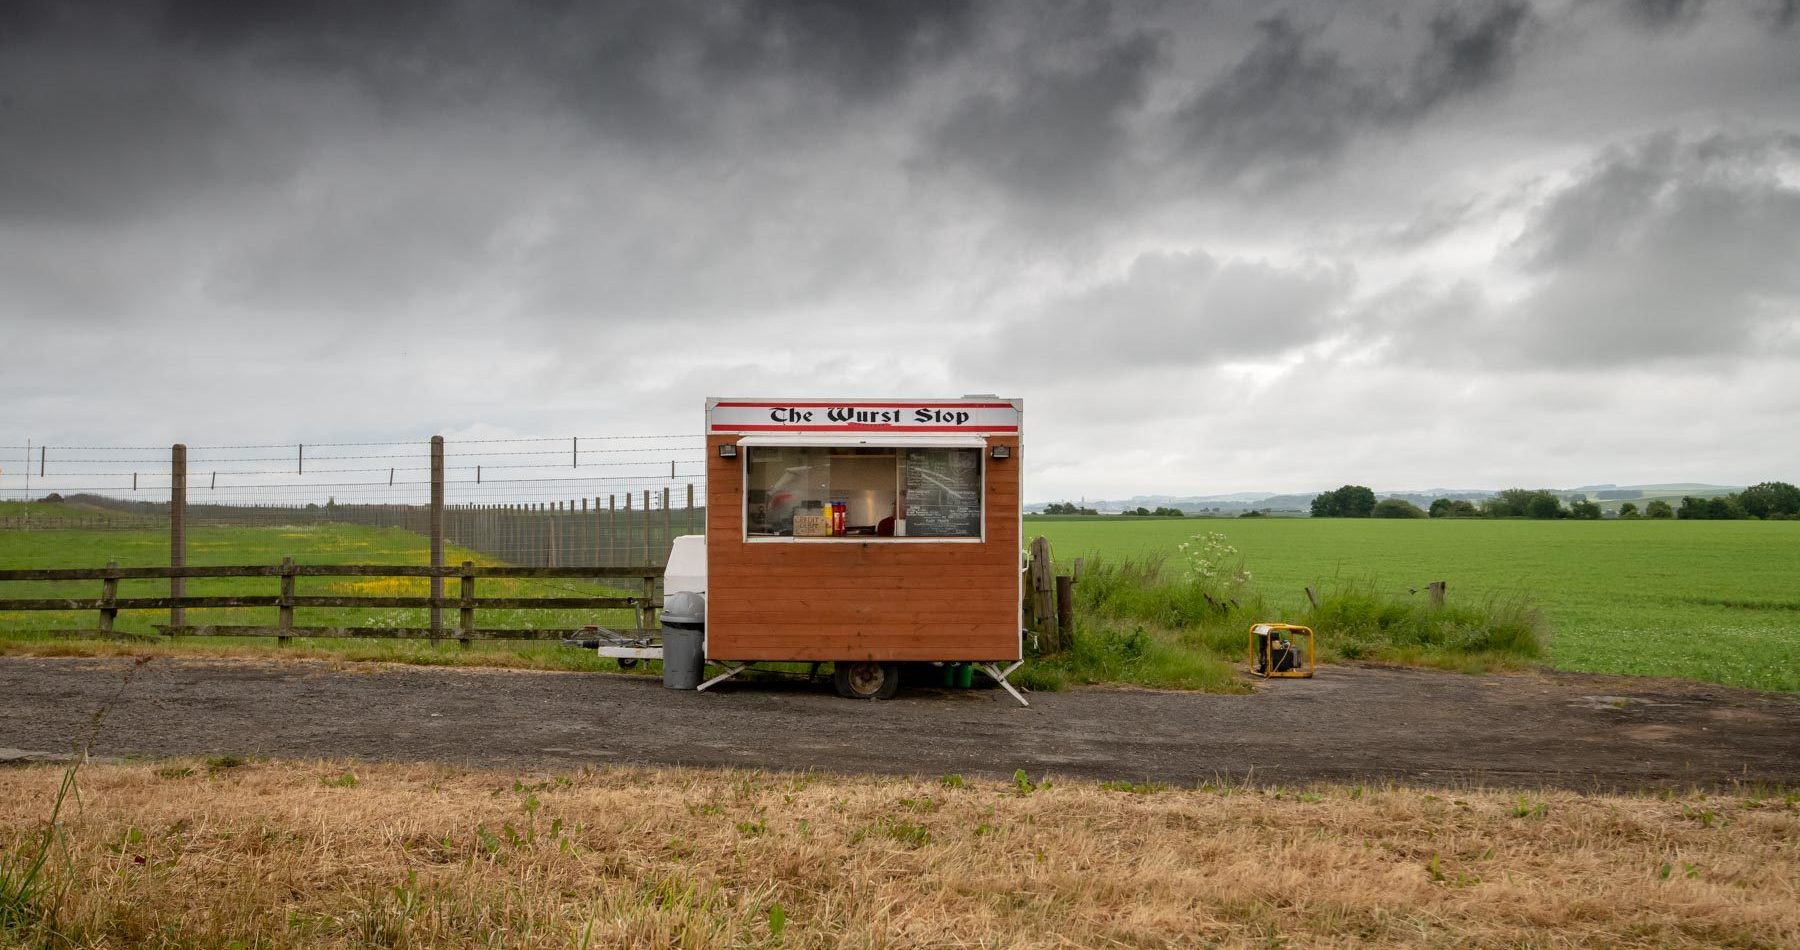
left=0, top=436, right=707, bottom=567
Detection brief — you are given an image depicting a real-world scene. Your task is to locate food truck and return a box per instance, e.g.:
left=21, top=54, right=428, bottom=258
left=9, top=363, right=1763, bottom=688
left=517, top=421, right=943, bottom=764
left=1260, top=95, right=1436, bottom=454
left=695, top=396, right=1028, bottom=704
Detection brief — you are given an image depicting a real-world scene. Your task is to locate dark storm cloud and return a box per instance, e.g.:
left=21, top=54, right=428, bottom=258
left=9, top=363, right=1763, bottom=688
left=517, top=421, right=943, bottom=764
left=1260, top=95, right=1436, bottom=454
left=0, top=0, right=986, bottom=320
left=0, top=3, right=310, bottom=226
left=0, top=0, right=980, bottom=223
left=141, top=0, right=978, bottom=127
left=919, top=11, right=1164, bottom=213
left=1178, top=2, right=1535, bottom=187
left=1410, top=1, right=1537, bottom=107
left=1612, top=0, right=1798, bottom=29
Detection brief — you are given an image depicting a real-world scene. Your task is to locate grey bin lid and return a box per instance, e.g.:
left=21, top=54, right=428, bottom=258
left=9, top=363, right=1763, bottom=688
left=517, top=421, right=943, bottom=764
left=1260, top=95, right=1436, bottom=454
left=662, top=589, right=706, bottom=627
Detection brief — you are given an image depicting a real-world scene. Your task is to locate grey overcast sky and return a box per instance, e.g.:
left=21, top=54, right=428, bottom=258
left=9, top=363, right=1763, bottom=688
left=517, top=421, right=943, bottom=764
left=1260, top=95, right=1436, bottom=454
left=3, top=0, right=1798, bottom=501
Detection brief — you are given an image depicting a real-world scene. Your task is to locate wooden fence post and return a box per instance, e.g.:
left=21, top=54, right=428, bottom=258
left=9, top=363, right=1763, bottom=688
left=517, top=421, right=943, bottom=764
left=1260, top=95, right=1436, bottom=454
left=99, top=560, right=119, bottom=635
left=170, top=444, right=186, bottom=631
left=641, top=571, right=658, bottom=631
left=459, top=561, right=475, bottom=649
left=1055, top=574, right=1074, bottom=642
left=429, top=435, right=444, bottom=643
left=686, top=483, right=695, bottom=536
left=641, top=490, right=651, bottom=565
left=278, top=556, right=294, bottom=647
left=608, top=495, right=617, bottom=566
left=1026, top=536, right=1057, bottom=652
left=1428, top=581, right=1446, bottom=608
left=662, top=487, right=672, bottom=560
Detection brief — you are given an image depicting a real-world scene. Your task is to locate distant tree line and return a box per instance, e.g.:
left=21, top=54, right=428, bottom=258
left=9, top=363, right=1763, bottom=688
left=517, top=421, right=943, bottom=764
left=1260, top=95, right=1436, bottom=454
left=1461, top=488, right=1602, bottom=520
left=1671, top=482, right=1800, bottom=520
left=1313, top=482, right=1799, bottom=521
left=1039, top=502, right=1187, bottom=516
left=1317, top=485, right=1605, bottom=519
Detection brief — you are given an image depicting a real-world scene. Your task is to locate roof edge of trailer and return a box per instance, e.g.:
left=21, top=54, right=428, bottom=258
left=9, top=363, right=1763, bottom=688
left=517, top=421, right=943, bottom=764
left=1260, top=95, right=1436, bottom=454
left=733, top=434, right=989, bottom=448
left=706, top=396, right=1022, bottom=409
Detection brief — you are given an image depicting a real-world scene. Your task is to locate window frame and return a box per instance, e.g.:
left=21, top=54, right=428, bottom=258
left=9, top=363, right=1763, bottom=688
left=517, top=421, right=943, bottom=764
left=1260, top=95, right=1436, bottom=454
left=738, top=438, right=988, bottom=544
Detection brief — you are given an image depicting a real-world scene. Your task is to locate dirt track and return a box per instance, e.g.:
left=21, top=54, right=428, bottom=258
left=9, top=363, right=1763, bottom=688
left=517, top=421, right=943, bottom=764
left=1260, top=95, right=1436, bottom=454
left=1, top=656, right=1794, bottom=790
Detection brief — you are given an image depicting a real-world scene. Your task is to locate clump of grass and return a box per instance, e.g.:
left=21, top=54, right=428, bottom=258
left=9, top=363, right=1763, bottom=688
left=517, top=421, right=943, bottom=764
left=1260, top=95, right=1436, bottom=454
left=1099, top=780, right=1169, bottom=794
left=0, top=765, right=74, bottom=933
left=1029, top=619, right=1248, bottom=693
left=1308, top=580, right=1546, bottom=670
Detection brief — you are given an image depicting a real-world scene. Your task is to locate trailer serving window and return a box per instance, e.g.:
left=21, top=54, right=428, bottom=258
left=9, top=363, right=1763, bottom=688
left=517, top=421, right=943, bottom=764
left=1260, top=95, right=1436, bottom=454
left=742, top=440, right=984, bottom=540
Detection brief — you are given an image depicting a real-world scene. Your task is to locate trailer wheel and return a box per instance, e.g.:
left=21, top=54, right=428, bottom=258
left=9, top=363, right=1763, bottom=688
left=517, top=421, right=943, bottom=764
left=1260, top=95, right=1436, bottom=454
left=617, top=658, right=639, bottom=670
left=833, top=662, right=900, bottom=700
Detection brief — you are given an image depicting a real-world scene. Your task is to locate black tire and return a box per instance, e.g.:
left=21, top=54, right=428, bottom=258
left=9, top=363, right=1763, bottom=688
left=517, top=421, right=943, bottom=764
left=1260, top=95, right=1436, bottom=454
left=617, top=658, right=639, bottom=670
left=833, top=661, right=900, bottom=700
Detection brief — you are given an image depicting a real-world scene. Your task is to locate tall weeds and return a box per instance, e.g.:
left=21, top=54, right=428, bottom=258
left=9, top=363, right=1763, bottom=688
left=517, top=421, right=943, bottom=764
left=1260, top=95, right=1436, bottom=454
left=0, top=765, right=74, bottom=933
left=1034, top=547, right=1546, bottom=691
left=1309, top=580, right=1546, bottom=669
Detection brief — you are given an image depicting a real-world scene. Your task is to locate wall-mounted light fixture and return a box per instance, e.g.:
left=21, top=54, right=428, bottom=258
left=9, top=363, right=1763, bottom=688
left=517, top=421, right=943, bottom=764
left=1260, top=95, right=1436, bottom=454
left=990, top=445, right=1011, bottom=460
left=718, top=443, right=738, bottom=458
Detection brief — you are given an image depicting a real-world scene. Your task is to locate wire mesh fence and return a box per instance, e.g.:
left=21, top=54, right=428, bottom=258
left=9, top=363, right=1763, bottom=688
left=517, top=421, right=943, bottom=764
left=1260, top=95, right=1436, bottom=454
left=0, top=436, right=707, bottom=567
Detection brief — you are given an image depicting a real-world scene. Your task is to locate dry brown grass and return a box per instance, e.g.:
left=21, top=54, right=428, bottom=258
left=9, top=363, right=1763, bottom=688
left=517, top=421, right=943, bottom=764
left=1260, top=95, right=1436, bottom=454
left=1, top=760, right=1795, bottom=948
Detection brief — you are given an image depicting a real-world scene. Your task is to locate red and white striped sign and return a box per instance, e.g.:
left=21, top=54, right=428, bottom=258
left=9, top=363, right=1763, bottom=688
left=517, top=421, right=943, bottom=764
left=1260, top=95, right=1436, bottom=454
left=707, top=399, right=1020, bottom=434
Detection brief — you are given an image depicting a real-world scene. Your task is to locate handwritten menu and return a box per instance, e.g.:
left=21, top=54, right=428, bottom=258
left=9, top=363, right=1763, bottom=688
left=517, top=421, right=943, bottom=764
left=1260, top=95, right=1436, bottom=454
left=904, top=449, right=982, bottom=537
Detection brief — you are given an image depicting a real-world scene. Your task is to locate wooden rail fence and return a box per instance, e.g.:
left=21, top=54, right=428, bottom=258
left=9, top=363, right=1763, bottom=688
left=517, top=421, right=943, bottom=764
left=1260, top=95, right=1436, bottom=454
left=0, top=562, right=663, bottom=646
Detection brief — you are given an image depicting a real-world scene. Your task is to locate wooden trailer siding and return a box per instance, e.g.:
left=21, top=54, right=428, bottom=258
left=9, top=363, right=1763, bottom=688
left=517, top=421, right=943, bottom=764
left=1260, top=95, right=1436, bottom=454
left=704, top=434, right=1022, bottom=662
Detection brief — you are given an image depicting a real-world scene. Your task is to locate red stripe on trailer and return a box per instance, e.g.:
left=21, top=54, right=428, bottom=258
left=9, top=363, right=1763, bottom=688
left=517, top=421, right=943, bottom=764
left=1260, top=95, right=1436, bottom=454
left=713, top=401, right=1016, bottom=409
left=710, top=424, right=1019, bottom=432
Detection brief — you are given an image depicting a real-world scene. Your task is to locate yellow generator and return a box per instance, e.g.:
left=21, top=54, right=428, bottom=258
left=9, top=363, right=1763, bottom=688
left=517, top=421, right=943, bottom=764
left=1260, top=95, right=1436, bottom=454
left=1247, top=623, right=1314, bottom=678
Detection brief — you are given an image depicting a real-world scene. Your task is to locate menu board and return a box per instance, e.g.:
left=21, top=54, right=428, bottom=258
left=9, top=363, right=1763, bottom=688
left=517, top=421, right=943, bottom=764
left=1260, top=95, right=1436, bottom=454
left=904, top=449, right=982, bottom=537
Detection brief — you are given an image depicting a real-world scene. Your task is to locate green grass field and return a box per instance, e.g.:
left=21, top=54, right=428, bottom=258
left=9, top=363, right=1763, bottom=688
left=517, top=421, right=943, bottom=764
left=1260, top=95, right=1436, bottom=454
left=1027, top=516, right=1800, bottom=691
left=0, top=524, right=636, bottom=672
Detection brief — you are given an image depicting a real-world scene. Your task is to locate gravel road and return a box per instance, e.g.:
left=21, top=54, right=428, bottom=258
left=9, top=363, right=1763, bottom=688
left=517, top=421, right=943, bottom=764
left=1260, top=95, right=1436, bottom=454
left=1, top=656, right=1794, bottom=790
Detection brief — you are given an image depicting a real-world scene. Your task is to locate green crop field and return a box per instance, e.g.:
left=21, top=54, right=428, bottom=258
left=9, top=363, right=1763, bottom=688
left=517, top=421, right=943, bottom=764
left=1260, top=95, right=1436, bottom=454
left=1027, top=516, right=1800, bottom=692
left=0, top=524, right=637, bottom=672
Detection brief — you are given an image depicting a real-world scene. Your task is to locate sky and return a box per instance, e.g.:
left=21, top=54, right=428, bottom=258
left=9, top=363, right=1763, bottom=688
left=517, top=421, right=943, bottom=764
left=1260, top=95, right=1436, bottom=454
left=3, top=0, right=1798, bottom=502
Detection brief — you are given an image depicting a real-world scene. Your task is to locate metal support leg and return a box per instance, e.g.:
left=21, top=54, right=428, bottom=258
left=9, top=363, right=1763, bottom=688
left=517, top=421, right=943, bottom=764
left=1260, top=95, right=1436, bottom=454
left=977, top=661, right=1030, bottom=707
left=696, top=662, right=749, bottom=693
